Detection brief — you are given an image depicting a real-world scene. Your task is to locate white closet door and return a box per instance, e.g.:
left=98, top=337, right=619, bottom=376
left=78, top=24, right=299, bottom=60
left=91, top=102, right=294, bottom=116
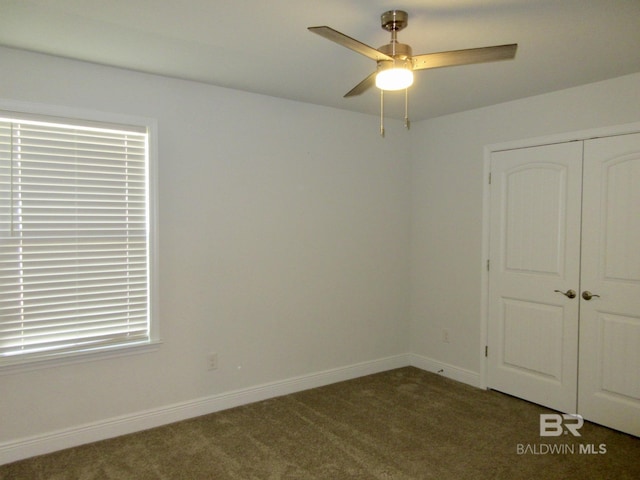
left=579, top=133, right=640, bottom=437
left=488, top=142, right=583, bottom=413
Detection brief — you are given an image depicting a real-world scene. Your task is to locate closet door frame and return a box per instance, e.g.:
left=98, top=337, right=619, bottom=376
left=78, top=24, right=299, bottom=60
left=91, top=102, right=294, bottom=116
left=480, top=121, right=640, bottom=390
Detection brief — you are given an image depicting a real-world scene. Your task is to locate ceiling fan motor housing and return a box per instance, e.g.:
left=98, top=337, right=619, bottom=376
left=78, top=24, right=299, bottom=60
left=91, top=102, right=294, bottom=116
left=378, top=42, right=412, bottom=59
left=377, top=42, right=413, bottom=73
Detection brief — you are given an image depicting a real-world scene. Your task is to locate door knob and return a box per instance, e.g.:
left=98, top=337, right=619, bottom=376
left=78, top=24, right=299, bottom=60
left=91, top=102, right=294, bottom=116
left=554, top=289, right=577, bottom=299
left=582, top=291, right=601, bottom=300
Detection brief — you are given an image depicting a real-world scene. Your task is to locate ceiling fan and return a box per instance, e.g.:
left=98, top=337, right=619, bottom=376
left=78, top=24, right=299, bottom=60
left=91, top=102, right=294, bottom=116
left=309, top=10, right=517, bottom=135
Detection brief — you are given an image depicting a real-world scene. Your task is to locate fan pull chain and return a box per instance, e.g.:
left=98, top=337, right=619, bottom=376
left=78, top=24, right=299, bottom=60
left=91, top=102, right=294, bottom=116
left=380, top=89, right=385, bottom=137
left=404, top=88, right=410, bottom=130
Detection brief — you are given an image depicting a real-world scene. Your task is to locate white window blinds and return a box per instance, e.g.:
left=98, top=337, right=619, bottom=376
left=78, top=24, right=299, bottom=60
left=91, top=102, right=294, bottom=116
left=0, top=112, right=151, bottom=362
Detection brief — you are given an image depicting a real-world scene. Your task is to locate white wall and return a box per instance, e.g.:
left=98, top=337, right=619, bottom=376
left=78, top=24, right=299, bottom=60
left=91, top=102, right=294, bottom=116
left=0, top=47, right=412, bottom=456
left=409, top=72, right=640, bottom=379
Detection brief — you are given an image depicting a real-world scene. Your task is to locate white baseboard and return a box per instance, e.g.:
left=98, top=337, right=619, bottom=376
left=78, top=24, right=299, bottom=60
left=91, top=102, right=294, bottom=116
left=408, top=353, right=481, bottom=388
left=0, top=353, right=411, bottom=465
left=1, top=353, right=481, bottom=465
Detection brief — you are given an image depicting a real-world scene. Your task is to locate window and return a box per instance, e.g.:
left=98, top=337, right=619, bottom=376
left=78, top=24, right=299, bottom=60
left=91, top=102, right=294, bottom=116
left=0, top=107, right=157, bottom=367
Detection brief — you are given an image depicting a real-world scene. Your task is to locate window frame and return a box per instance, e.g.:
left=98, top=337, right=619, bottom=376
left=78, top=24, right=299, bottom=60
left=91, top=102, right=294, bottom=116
left=0, top=99, right=160, bottom=373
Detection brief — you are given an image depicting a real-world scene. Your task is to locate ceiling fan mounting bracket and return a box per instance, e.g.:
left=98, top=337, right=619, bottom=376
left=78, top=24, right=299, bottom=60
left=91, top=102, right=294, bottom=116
left=381, top=10, right=409, bottom=32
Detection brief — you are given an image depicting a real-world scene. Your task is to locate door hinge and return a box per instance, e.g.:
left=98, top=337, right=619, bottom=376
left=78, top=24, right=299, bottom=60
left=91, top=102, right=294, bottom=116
left=485, top=345, right=488, bottom=357
left=488, top=172, right=492, bottom=184
left=487, top=259, right=490, bottom=271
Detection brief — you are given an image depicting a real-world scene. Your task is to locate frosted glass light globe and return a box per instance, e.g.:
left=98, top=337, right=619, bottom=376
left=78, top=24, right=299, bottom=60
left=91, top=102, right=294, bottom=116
left=375, top=68, right=414, bottom=90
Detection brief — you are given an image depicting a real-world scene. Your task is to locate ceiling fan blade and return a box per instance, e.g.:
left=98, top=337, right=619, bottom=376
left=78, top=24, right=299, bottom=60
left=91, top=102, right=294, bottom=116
left=344, top=71, right=377, bottom=97
left=412, top=44, right=517, bottom=71
left=308, top=26, right=392, bottom=62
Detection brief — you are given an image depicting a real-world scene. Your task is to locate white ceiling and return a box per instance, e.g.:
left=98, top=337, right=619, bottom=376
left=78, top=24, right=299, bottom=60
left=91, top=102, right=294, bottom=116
left=1, top=0, right=639, bottom=121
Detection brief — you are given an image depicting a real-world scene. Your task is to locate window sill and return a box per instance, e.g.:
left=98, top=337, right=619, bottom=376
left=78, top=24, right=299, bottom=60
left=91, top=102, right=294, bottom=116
left=0, top=340, right=163, bottom=376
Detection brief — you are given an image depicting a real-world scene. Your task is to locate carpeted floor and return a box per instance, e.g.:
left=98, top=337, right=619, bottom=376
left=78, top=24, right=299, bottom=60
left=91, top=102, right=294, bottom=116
left=1, top=367, right=638, bottom=479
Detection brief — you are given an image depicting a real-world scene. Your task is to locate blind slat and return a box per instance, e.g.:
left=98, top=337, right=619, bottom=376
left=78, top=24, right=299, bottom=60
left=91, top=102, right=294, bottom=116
left=0, top=332, right=149, bottom=358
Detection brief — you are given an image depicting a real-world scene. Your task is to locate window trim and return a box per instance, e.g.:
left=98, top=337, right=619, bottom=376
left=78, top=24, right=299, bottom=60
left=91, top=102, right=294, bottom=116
left=0, top=99, right=160, bottom=373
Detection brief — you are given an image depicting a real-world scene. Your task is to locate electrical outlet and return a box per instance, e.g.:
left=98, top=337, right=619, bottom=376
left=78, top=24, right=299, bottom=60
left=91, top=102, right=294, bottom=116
left=207, top=352, right=218, bottom=370
left=442, top=329, right=450, bottom=343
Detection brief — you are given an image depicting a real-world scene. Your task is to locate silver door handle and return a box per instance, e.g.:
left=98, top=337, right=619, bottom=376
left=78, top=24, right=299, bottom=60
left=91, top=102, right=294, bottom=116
left=582, top=291, right=600, bottom=300
left=554, top=289, right=576, bottom=299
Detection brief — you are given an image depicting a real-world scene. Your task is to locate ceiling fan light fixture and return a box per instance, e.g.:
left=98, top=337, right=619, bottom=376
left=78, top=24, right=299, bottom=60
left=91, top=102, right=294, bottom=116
left=375, top=66, right=414, bottom=91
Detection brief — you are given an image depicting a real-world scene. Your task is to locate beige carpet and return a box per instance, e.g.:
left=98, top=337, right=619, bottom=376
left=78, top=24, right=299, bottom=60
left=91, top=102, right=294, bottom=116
left=1, top=367, right=638, bottom=479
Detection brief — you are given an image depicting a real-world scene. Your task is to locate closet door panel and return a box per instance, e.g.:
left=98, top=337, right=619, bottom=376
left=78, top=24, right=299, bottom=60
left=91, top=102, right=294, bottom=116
left=579, top=132, right=640, bottom=437
left=487, top=142, right=582, bottom=413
